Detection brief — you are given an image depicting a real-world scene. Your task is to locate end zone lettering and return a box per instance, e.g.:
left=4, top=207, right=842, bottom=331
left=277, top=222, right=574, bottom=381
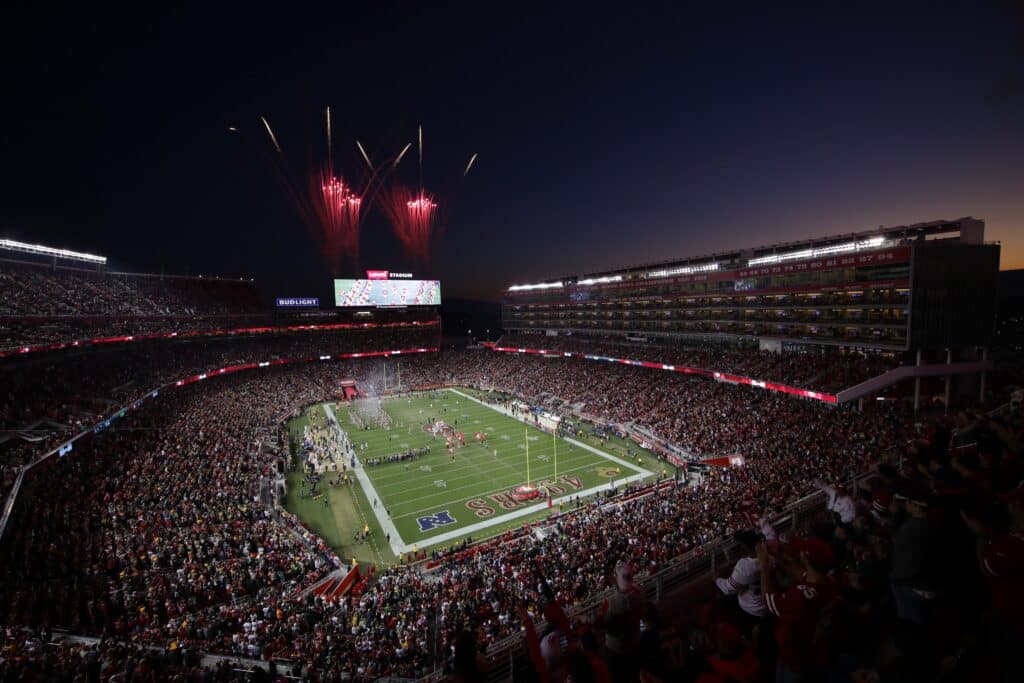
left=416, top=510, right=456, bottom=531
left=466, top=498, right=495, bottom=518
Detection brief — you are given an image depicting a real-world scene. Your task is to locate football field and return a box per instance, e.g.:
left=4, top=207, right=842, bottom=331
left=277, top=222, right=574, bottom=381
left=286, top=387, right=655, bottom=560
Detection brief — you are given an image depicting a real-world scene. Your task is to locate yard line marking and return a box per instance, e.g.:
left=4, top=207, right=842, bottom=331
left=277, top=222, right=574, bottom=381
left=320, top=389, right=653, bottom=556
left=390, top=460, right=605, bottom=519
left=448, top=388, right=648, bottom=473
left=374, top=444, right=598, bottom=501
left=367, top=442, right=597, bottom=488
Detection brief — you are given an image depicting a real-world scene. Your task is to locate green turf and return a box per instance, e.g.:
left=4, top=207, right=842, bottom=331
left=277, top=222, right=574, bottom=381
left=283, top=388, right=658, bottom=563
left=283, top=408, right=389, bottom=566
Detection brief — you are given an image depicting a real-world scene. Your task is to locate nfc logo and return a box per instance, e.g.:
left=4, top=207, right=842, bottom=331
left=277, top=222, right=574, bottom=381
left=416, top=510, right=456, bottom=531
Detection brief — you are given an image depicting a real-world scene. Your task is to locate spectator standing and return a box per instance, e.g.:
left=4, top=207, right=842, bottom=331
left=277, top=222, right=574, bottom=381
left=715, top=530, right=768, bottom=630
left=758, top=538, right=838, bottom=682
left=598, top=560, right=647, bottom=683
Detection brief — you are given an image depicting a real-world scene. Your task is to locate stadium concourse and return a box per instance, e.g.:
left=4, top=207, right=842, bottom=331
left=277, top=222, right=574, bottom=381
left=0, top=267, right=1020, bottom=681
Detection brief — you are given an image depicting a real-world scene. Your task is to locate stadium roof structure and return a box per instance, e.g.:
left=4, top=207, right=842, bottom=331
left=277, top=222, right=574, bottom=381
left=0, top=238, right=107, bottom=265
left=506, top=216, right=984, bottom=291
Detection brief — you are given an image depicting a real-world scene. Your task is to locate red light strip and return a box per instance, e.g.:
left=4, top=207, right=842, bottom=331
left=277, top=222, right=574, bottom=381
left=490, top=346, right=838, bottom=403
left=172, top=347, right=440, bottom=387
left=0, top=320, right=440, bottom=358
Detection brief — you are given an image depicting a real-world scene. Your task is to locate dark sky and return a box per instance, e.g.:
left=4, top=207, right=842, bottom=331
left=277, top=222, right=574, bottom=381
left=2, top=1, right=1022, bottom=301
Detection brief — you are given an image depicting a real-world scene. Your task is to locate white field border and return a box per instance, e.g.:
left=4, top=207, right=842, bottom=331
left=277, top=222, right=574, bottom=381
left=325, top=389, right=652, bottom=554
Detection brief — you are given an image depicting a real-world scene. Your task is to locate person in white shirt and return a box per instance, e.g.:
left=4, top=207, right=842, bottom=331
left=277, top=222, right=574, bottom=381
left=817, top=479, right=858, bottom=523
left=716, top=529, right=768, bottom=621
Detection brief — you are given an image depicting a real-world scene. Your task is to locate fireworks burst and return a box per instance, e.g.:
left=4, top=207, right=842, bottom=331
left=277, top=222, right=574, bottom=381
left=253, top=115, right=477, bottom=271
left=258, top=109, right=375, bottom=275
left=379, top=125, right=478, bottom=267
left=314, top=174, right=363, bottom=266
left=382, top=187, right=440, bottom=266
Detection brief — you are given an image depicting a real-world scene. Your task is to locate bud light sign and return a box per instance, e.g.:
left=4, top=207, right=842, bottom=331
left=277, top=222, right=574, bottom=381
left=276, top=297, right=319, bottom=308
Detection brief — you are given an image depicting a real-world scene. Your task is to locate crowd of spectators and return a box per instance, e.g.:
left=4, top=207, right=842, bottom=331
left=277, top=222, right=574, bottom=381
left=0, top=260, right=261, bottom=318
left=0, top=366, right=347, bottom=661
left=0, top=259, right=442, bottom=351
left=678, top=408, right=1024, bottom=683
left=436, top=352, right=894, bottom=459
left=0, top=346, right=1019, bottom=681
left=0, top=312, right=440, bottom=353
left=0, top=630, right=293, bottom=681
left=0, top=328, right=438, bottom=501
left=497, top=333, right=897, bottom=394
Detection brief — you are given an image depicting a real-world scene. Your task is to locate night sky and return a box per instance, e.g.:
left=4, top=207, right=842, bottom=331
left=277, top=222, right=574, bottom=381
left=2, top=2, right=1022, bottom=302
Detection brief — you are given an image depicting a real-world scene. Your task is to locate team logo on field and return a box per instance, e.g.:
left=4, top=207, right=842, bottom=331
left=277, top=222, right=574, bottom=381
left=597, top=466, right=621, bottom=478
left=416, top=510, right=456, bottom=531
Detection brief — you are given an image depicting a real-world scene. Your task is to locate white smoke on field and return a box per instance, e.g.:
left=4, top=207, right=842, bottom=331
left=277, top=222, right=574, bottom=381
left=352, top=360, right=394, bottom=428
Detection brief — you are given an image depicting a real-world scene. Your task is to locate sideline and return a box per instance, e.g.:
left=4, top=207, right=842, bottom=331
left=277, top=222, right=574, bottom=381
left=322, top=404, right=405, bottom=556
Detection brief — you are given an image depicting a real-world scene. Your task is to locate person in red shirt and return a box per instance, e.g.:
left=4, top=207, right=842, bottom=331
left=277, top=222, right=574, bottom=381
left=962, top=487, right=1024, bottom=683
left=706, top=621, right=761, bottom=683
left=757, top=538, right=838, bottom=683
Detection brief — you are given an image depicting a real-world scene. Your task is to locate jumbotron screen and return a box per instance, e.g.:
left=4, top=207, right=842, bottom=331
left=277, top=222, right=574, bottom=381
left=333, top=279, right=442, bottom=307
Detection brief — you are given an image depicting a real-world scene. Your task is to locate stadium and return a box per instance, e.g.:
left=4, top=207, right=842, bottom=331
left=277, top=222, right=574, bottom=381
left=1, top=209, right=1018, bottom=682
left=3, top=5, right=1024, bottom=682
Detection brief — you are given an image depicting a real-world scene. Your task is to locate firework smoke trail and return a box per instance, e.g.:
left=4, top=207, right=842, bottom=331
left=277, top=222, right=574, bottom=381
left=463, top=152, right=478, bottom=176
left=354, top=141, right=397, bottom=208
left=261, top=116, right=282, bottom=154
left=326, top=106, right=333, bottom=157
left=356, top=141, right=373, bottom=171
left=394, top=142, right=412, bottom=168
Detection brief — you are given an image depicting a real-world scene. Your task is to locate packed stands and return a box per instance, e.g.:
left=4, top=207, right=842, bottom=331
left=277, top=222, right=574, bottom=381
left=435, top=352, right=892, bottom=457
left=0, top=259, right=262, bottom=350
left=0, top=331, right=1019, bottom=680
left=0, top=260, right=261, bottom=317
left=0, top=633, right=283, bottom=680
left=0, top=327, right=438, bottom=502
left=496, top=333, right=899, bottom=394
